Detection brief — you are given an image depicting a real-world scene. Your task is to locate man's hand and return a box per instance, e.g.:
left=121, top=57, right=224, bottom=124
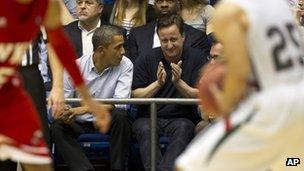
left=171, top=61, right=182, bottom=84
left=48, top=87, right=65, bottom=119
left=157, top=62, right=167, bottom=86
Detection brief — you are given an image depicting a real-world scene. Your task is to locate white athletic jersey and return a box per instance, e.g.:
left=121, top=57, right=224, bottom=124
left=225, top=0, right=304, bottom=90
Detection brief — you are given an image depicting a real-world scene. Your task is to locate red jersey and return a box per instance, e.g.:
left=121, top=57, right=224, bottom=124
left=0, top=0, right=82, bottom=164
left=0, top=0, right=84, bottom=91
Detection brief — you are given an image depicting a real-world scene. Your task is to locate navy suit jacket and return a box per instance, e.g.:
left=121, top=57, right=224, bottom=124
left=128, top=21, right=211, bottom=63
left=64, top=20, right=127, bottom=58
left=64, top=21, right=83, bottom=59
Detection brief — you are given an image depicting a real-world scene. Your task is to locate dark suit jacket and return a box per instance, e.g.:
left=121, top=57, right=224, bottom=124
left=64, top=21, right=83, bottom=59
left=64, top=20, right=127, bottom=59
left=128, top=21, right=211, bottom=63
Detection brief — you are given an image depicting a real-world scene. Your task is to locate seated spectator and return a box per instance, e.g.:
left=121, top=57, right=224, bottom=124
left=180, top=0, right=214, bottom=34
left=131, top=14, right=209, bottom=171
left=107, top=0, right=155, bottom=35
left=180, top=0, right=222, bottom=60
left=51, top=25, right=133, bottom=171
left=128, top=0, right=210, bottom=63
left=64, top=0, right=104, bottom=58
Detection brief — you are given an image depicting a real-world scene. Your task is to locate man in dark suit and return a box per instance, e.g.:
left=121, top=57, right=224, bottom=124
left=64, top=0, right=104, bottom=58
left=128, top=0, right=211, bottom=63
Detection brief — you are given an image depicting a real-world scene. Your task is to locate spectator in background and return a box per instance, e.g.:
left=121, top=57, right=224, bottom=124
left=180, top=0, right=223, bottom=63
left=64, top=0, right=104, bottom=58
left=128, top=0, right=210, bottom=63
left=108, top=0, right=155, bottom=35
left=132, top=14, right=209, bottom=171
left=51, top=26, right=133, bottom=171
left=180, top=0, right=214, bottom=34
left=100, top=0, right=155, bottom=57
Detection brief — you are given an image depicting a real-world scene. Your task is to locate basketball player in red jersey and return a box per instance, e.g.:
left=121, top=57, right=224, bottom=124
left=0, top=0, right=110, bottom=170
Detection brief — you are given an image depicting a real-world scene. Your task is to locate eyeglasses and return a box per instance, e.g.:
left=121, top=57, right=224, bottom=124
left=155, top=0, right=175, bottom=4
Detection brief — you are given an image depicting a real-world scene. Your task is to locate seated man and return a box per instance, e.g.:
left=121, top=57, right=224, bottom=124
left=128, top=0, right=210, bottom=63
left=131, top=14, right=209, bottom=171
left=51, top=25, right=133, bottom=171
left=64, top=0, right=104, bottom=58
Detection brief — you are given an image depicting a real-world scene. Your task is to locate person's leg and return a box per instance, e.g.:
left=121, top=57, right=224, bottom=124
left=20, top=66, right=50, bottom=148
left=0, top=160, right=16, bottom=171
left=133, top=118, right=162, bottom=171
left=158, top=118, right=194, bottom=171
left=50, top=121, right=94, bottom=171
left=109, top=108, right=132, bottom=170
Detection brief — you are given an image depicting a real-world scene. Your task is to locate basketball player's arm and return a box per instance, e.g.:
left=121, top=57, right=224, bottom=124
left=46, top=44, right=65, bottom=117
left=58, top=0, right=75, bottom=25
left=42, top=0, right=110, bottom=133
left=211, top=3, right=251, bottom=115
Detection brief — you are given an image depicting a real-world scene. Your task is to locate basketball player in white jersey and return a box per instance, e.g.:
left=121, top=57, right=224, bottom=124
left=175, top=0, right=304, bottom=170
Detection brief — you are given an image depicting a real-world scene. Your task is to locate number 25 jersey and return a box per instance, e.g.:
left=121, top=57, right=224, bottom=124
left=225, top=0, right=304, bottom=90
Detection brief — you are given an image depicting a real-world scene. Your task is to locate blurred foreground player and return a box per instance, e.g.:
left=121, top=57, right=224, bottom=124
left=176, top=0, right=304, bottom=170
left=0, top=0, right=110, bottom=171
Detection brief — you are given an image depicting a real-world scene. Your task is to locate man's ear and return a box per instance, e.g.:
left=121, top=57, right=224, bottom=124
left=181, top=33, right=185, bottom=42
left=99, top=4, right=103, bottom=14
left=96, top=45, right=104, bottom=53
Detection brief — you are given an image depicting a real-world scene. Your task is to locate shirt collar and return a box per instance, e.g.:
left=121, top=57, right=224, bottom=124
left=78, top=19, right=101, bottom=33
left=89, top=53, right=111, bottom=75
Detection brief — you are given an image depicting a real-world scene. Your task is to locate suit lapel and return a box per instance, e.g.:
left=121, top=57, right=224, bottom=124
left=145, top=21, right=157, bottom=49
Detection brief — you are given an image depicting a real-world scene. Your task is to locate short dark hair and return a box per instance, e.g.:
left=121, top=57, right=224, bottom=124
left=92, top=25, right=124, bottom=51
left=156, top=14, right=184, bottom=36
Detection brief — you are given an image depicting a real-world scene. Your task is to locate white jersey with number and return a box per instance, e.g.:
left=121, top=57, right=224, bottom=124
left=175, top=0, right=304, bottom=171
left=230, top=0, right=304, bottom=90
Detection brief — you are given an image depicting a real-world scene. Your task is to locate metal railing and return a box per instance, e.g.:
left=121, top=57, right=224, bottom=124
left=66, top=98, right=199, bottom=171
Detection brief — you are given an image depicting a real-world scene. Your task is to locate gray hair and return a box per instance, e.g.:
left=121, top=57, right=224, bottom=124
left=92, top=25, right=124, bottom=51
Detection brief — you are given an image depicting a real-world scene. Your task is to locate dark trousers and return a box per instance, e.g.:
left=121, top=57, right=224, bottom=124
left=51, top=108, right=132, bottom=171
left=133, top=118, right=195, bottom=171
left=20, top=65, right=50, bottom=147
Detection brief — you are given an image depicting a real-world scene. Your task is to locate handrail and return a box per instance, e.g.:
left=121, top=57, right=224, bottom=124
left=65, top=98, right=199, bottom=105
left=64, top=98, right=200, bottom=171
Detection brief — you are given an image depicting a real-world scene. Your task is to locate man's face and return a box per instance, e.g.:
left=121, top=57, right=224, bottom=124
left=103, top=35, right=125, bottom=67
left=76, top=0, right=103, bottom=22
left=158, top=24, right=184, bottom=62
left=154, top=0, right=178, bottom=15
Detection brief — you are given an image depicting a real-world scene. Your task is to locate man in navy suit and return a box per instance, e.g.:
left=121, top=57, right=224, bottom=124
left=64, top=0, right=104, bottom=58
left=128, top=0, right=211, bottom=63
